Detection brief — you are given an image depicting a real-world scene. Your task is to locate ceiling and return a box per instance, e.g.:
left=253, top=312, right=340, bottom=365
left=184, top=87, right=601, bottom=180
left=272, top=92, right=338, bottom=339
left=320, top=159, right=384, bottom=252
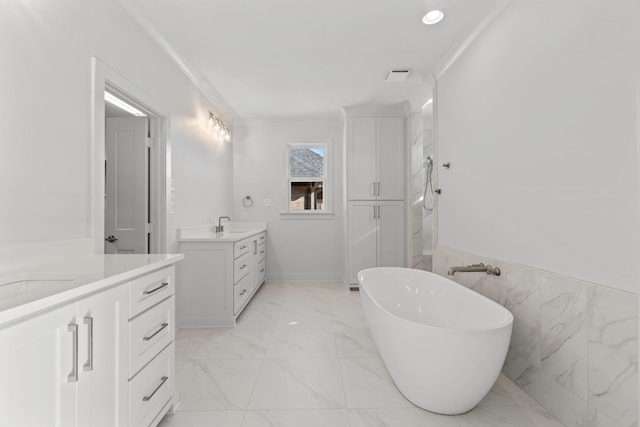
left=121, top=0, right=503, bottom=120
left=105, top=102, right=135, bottom=118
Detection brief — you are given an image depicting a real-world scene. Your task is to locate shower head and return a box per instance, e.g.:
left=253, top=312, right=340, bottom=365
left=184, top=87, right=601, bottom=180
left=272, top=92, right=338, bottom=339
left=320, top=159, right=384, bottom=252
left=424, top=155, right=433, bottom=168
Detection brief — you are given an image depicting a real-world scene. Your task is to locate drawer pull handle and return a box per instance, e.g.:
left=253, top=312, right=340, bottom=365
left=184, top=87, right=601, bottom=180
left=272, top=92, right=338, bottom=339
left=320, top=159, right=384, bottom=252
left=143, top=282, right=169, bottom=295
left=260, top=250, right=265, bottom=254
left=240, top=245, right=247, bottom=250
left=83, top=316, right=94, bottom=372
left=68, top=323, right=78, bottom=383
left=260, top=268, right=265, bottom=273
left=240, top=264, right=247, bottom=270
left=143, top=376, right=168, bottom=402
left=239, top=289, right=247, bottom=295
left=143, top=323, right=169, bottom=341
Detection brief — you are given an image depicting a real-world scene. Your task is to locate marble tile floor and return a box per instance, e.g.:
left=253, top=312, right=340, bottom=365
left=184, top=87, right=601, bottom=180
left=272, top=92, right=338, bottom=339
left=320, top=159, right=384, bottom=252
left=160, top=282, right=566, bottom=427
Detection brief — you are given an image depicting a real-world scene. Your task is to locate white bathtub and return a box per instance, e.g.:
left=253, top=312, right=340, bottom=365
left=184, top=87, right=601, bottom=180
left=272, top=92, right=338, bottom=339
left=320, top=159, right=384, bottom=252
left=358, top=267, right=513, bottom=415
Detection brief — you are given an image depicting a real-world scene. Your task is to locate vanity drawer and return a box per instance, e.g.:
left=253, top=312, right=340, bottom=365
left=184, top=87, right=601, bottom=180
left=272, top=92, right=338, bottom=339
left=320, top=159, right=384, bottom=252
left=233, top=274, right=251, bottom=314
left=257, top=258, right=266, bottom=284
left=129, top=296, right=174, bottom=377
left=129, top=342, right=174, bottom=427
left=234, top=238, right=250, bottom=259
left=129, top=267, right=174, bottom=318
left=257, top=241, right=266, bottom=262
left=233, top=252, right=250, bottom=283
left=256, top=232, right=266, bottom=244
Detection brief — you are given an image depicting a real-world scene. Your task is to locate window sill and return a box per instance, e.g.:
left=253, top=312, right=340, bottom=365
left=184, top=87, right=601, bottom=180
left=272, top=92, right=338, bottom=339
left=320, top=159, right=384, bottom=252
left=280, top=211, right=334, bottom=220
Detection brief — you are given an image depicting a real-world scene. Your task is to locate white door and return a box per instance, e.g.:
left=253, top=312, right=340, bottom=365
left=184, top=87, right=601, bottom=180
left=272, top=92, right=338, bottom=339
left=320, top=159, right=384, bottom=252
left=76, top=285, right=129, bottom=427
left=377, top=200, right=405, bottom=268
left=377, top=117, right=405, bottom=200
left=0, top=304, right=77, bottom=426
left=347, top=200, right=378, bottom=284
left=105, top=117, right=149, bottom=254
left=346, top=118, right=377, bottom=200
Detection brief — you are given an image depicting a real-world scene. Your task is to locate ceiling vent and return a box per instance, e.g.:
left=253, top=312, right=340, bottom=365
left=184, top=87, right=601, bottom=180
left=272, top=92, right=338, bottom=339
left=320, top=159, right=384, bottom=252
left=386, top=70, right=411, bottom=82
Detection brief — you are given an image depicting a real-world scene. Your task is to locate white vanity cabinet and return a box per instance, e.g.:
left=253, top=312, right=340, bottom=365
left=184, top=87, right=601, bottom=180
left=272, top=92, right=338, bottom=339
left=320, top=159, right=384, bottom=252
left=0, top=259, right=180, bottom=427
left=127, top=267, right=176, bottom=427
left=178, top=228, right=267, bottom=327
left=0, top=284, right=128, bottom=427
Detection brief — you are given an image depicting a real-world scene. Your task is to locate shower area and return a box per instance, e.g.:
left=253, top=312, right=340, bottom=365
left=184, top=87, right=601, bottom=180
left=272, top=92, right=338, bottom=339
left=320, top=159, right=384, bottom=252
left=409, top=96, right=435, bottom=271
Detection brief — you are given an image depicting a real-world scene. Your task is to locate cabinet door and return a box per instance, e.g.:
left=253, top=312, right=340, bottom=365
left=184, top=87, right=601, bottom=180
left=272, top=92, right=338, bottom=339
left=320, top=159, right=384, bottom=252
left=377, top=117, right=405, bottom=200
left=248, top=237, right=259, bottom=294
left=0, top=305, right=77, bottom=426
left=76, top=285, right=129, bottom=427
left=377, top=201, right=406, bottom=268
left=347, top=118, right=377, bottom=200
left=178, top=245, right=234, bottom=327
left=347, top=201, right=378, bottom=284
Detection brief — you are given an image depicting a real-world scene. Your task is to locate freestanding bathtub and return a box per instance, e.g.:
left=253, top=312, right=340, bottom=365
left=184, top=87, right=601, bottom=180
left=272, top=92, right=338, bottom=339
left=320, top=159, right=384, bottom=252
left=358, top=267, right=513, bottom=415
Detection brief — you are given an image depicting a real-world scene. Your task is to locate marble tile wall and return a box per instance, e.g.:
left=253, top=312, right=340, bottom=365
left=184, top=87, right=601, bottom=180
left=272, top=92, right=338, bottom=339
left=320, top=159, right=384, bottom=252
left=409, top=112, right=424, bottom=270
left=433, top=246, right=638, bottom=427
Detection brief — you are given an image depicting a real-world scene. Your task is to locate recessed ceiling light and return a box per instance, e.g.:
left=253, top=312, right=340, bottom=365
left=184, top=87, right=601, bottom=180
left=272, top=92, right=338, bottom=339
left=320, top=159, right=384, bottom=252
left=423, top=10, right=444, bottom=25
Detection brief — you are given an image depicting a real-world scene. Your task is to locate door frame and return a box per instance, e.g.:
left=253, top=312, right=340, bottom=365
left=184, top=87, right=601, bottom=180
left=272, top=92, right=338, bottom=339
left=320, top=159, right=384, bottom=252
left=90, top=57, right=169, bottom=254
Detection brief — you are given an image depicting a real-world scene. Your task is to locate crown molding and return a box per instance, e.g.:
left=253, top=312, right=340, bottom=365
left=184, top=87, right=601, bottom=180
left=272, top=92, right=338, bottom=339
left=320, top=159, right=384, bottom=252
left=432, top=0, right=512, bottom=79
left=115, top=0, right=237, bottom=123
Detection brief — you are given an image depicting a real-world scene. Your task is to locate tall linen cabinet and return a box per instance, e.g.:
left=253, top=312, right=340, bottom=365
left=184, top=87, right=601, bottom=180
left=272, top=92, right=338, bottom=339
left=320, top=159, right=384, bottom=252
left=343, top=104, right=409, bottom=287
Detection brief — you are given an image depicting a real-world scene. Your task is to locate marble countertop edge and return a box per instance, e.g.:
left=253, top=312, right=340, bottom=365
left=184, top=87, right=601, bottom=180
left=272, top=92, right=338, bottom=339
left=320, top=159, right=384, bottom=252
left=0, top=253, right=184, bottom=328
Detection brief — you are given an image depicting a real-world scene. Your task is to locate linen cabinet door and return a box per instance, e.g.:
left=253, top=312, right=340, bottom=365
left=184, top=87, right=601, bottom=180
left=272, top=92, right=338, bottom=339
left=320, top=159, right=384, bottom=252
left=377, top=200, right=405, bottom=268
left=376, top=117, right=405, bottom=200
left=0, top=304, right=77, bottom=427
left=76, top=284, right=129, bottom=427
left=346, top=117, right=377, bottom=200
left=348, top=200, right=378, bottom=284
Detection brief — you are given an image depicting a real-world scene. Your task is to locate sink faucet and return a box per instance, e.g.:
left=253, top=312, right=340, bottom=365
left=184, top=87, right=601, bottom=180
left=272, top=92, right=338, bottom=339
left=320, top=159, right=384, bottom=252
left=215, top=216, right=231, bottom=233
left=448, top=263, right=501, bottom=276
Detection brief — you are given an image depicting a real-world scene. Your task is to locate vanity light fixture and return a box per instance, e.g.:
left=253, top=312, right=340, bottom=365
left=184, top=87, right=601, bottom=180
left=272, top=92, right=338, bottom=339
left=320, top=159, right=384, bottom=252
left=104, top=91, right=146, bottom=117
left=208, top=111, right=231, bottom=141
left=422, top=10, right=444, bottom=25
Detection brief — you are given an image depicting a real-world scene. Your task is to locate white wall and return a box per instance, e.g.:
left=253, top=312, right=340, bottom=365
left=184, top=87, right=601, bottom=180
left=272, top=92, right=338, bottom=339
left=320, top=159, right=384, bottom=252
left=0, top=1, right=233, bottom=253
left=436, top=0, right=638, bottom=292
left=232, top=120, right=344, bottom=281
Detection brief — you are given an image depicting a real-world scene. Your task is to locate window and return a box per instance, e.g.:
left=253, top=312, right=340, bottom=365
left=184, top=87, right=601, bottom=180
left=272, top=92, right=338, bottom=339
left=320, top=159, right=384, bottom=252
left=286, top=141, right=330, bottom=214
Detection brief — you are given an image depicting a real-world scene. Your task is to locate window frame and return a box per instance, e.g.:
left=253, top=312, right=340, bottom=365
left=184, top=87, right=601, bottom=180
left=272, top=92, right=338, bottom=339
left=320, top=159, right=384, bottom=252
left=283, top=139, right=332, bottom=217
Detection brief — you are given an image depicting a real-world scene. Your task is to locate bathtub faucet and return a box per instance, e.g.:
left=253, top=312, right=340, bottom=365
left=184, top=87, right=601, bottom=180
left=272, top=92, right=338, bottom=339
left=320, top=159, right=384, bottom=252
left=447, top=263, right=501, bottom=276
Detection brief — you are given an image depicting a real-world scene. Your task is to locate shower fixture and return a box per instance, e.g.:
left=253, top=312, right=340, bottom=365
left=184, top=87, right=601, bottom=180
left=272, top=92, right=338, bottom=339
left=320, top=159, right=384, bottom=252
left=423, top=155, right=435, bottom=210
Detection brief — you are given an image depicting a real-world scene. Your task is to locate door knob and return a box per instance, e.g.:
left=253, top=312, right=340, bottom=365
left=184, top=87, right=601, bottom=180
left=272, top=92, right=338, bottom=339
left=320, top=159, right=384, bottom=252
left=105, top=235, right=118, bottom=243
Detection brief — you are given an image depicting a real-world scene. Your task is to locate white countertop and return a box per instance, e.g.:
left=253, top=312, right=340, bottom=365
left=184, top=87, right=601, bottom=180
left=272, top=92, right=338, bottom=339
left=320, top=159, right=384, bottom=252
left=0, top=253, right=183, bottom=327
left=178, top=222, right=267, bottom=242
